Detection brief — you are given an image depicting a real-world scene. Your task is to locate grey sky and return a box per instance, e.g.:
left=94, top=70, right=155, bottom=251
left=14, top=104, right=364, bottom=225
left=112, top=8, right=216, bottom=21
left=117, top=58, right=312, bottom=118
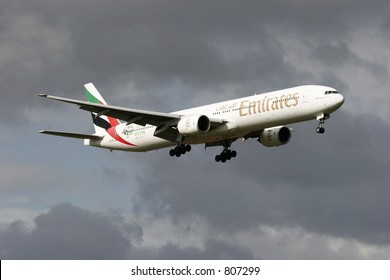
left=1, top=0, right=390, bottom=259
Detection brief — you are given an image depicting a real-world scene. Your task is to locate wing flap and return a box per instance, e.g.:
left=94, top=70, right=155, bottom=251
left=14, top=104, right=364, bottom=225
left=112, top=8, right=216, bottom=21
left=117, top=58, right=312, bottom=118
left=39, top=130, right=103, bottom=140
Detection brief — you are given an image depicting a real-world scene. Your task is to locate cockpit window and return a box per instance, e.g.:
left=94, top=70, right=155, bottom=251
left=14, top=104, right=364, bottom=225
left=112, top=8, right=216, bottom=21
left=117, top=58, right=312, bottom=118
left=325, top=90, right=339, bottom=94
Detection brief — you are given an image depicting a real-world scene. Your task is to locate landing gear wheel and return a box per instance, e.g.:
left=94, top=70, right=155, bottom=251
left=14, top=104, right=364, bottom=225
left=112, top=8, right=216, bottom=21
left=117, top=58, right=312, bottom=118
left=169, top=144, right=192, bottom=157
left=174, top=146, right=181, bottom=157
left=316, top=114, right=329, bottom=134
left=180, top=144, right=186, bottom=154
left=316, top=127, right=325, bottom=134
left=215, top=148, right=237, bottom=163
left=226, top=150, right=232, bottom=160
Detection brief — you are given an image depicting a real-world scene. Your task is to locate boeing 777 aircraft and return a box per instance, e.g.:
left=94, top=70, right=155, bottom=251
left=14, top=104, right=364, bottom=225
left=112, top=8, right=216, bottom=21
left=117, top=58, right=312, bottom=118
left=39, top=83, right=344, bottom=162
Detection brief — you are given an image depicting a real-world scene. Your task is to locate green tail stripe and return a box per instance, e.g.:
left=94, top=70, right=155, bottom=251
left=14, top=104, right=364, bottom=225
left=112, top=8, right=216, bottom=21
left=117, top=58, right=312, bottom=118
left=84, top=88, right=101, bottom=104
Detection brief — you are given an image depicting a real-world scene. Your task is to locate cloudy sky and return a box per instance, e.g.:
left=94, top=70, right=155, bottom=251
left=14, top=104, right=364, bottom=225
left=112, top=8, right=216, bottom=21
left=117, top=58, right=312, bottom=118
left=1, top=0, right=390, bottom=259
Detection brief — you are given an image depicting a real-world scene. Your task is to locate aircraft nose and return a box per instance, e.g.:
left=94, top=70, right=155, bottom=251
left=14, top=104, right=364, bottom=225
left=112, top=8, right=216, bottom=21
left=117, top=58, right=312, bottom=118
left=331, top=93, right=345, bottom=111
left=324, top=92, right=344, bottom=112
left=337, top=93, right=345, bottom=106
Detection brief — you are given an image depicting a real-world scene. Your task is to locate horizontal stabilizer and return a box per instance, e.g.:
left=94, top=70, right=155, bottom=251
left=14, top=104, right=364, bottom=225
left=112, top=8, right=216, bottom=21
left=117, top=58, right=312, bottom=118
left=39, top=130, right=103, bottom=140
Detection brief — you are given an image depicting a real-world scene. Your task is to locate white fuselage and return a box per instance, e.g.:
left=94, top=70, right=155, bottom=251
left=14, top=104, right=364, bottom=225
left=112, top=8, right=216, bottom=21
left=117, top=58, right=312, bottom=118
left=86, top=85, right=344, bottom=152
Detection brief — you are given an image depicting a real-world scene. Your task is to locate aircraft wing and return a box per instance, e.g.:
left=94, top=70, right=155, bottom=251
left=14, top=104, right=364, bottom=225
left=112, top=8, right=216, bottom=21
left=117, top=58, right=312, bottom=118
left=38, top=94, right=181, bottom=127
left=38, top=94, right=227, bottom=129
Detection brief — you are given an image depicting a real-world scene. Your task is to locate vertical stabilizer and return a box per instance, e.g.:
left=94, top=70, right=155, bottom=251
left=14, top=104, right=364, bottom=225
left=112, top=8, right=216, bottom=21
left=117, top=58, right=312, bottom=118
left=84, top=83, right=109, bottom=105
left=84, top=83, right=120, bottom=135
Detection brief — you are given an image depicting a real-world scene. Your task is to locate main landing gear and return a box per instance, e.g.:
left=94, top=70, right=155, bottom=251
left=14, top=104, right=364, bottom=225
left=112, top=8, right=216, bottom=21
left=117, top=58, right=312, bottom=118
left=169, top=144, right=191, bottom=157
left=213, top=139, right=238, bottom=163
left=215, top=148, right=237, bottom=163
left=316, top=114, right=329, bottom=134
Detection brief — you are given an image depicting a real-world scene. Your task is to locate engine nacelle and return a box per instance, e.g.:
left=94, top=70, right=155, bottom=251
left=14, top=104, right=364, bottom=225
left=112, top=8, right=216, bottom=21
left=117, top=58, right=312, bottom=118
left=177, top=115, right=210, bottom=136
left=259, top=126, right=291, bottom=147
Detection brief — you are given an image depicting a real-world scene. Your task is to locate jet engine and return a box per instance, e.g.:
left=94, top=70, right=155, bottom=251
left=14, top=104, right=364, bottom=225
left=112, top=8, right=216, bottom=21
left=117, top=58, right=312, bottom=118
left=177, top=115, right=210, bottom=136
left=258, top=126, right=291, bottom=147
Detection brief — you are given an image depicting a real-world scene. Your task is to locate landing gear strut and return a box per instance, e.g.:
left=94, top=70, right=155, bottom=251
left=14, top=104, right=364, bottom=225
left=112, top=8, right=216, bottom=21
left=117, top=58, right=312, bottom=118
left=316, top=121, right=325, bottom=134
left=215, top=148, right=237, bottom=163
left=169, top=144, right=191, bottom=157
left=316, top=114, right=329, bottom=134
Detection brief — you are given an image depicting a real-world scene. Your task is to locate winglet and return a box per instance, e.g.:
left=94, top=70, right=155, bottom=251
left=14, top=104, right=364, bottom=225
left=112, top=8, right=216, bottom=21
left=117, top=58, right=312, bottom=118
left=37, top=94, right=48, bottom=97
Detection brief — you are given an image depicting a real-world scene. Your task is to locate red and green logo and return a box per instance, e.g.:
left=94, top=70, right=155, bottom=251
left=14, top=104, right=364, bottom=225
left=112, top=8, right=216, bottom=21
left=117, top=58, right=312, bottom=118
left=85, top=88, right=136, bottom=147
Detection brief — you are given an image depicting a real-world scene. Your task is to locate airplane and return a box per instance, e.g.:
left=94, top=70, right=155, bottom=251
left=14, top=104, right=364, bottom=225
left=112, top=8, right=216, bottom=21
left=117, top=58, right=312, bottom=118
left=39, top=83, right=344, bottom=162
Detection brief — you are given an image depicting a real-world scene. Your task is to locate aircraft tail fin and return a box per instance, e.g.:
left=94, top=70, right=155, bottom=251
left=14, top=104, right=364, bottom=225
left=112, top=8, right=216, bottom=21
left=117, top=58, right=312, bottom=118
left=84, top=83, right=120, bottom=135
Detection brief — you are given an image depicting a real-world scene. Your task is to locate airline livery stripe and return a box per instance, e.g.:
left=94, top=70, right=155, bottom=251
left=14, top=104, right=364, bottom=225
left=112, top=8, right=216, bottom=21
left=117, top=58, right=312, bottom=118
left=108, top=127, right=136, bottom=146
left=85, top=88, right=101, bottom=104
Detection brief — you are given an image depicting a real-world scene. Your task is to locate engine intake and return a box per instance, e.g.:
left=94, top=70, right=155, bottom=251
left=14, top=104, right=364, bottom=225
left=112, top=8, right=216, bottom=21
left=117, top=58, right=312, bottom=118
left=177, top=115, right=210, bottom=136
left=259, top=126, right=291, bottom=147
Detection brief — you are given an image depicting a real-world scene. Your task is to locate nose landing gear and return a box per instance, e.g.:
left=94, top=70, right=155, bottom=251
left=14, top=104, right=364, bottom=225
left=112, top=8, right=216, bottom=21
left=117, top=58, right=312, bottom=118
left=316, top=122, right=325, bottom=134
left=316, top=113, right=329, bottom=134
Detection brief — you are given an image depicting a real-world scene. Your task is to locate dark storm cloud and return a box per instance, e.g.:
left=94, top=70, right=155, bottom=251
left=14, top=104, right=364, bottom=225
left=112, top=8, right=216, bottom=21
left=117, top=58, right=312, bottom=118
left=0, top=203, right=131, bottom=259
left=3, top=0, right=389, bottom=122
left=0, top=203, right=254, bottom=260
left=2, top=0, right=390, bottom=259
left=134, top=111, right=390, bottom=246
left=309, top=40, right=388, bottom=85
left=155, top=239, right=254, bottom=260
left=129, top=239, right=254, bottom=260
